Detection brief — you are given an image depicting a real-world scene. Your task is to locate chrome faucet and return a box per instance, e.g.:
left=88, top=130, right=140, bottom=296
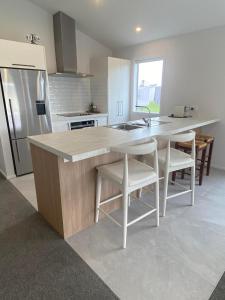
left=142, top=106, right=152, bottom=127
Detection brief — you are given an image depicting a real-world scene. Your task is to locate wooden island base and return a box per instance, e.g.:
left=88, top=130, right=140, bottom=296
left=31, top=144, right=123, bottom=239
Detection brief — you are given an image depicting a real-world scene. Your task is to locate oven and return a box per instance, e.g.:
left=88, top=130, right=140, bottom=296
left=69, top=120, right=95, bottom=130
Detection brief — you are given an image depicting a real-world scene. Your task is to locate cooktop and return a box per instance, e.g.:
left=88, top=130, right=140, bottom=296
left=57, top=112, right=92, bottom=117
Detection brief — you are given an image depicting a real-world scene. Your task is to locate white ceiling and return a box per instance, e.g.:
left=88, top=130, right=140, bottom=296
left=29, top=0, right=225, bottom=49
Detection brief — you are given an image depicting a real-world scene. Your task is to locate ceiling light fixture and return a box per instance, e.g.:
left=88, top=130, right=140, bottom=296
left=135, top=27, right=142, bottom=33
left=94, top=0, right=103, bottom=6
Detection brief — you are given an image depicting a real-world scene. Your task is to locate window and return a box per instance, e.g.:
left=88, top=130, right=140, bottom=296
left=134, top=59, right=164, bottom=114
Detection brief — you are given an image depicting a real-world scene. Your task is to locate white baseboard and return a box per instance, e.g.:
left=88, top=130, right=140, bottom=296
left=0, top=168, right=16, bottom=179
left=0, top=168, right=7, bottom=178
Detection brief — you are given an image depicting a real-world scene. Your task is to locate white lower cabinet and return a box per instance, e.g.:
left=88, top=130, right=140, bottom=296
left=95, top=116, right=108, bottom=127
left=51, top=116, right=108, bottom=133
left=52, top=121, right=69, bottom=132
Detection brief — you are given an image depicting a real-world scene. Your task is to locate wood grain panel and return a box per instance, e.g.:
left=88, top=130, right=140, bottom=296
left=58, top=152, right=123, bottom=238
left=30, top=144, right=64, bottom=236
left=31, top=144, right=123, bottom=239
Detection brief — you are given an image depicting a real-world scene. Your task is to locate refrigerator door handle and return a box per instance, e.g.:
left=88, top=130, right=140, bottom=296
left=14, top=140, right=20, bottom=162
left=9, top=98, right=17, bottom=139
left=12, top=63, right=36, bottom=68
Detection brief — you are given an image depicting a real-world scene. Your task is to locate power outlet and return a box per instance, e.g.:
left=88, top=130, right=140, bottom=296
left=190, top=105, right=199, bottom=112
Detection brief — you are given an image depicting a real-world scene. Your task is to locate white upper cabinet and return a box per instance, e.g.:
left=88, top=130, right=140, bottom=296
left=91, top=56, right=130, bottom=125
left=0, top=39, right=46, bottom=70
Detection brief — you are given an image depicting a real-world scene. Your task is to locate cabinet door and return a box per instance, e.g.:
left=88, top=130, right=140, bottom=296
left=96, top=117, right=108, bottom=127
left=52, top=121, right=69, bottom=132
left=108, top=57, right=121, bottom=125
left=0, top=39, right=46, bottom=70
left=119, top=59, right=130, bottom=122
left=108, top=57, right=130, bottom=125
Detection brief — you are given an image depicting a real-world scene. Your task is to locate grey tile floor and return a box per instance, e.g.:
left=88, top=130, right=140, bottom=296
left=68, top=169, right=225, bottom=300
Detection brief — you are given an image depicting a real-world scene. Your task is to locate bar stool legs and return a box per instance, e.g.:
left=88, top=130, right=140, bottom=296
left=172, top=171, right=176, bottom=182
left=95, top=173, right=102, bottom=223
left=123, top=191, right=128, bottom=249
left=196, top=134, right=215, bottom=177
left=206, top=139, right=214, bottom=176
left=155, top=180, right=160, bottom=226
left=199, top=148, right=207, bottom=185
left=191, top=166, right=195, bottom=205
left=95, top=137, right=159, bottom=249
left=162, top=171, right=169, bottom=217
left=174, top=140, right=207, bottom=186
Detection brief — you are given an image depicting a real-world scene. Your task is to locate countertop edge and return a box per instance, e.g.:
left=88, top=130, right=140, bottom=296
left=28, top=138, right=73, bottom=161
left=28, top=117, right=220, bottom=162
left=50, top=113, right=109, bottom=123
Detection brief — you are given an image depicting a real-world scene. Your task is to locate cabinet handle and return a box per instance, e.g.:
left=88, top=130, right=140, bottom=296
left=117, top=101, right=120, bottom=116
left=117, top=101, right=123, bottom=116
left=14, top=140, right=20, bottom=162
left=67, top=123, right=71, bottom=131
left=9, top=99, right=17, bottom=139
left=12, top=63, right=36, bottom=68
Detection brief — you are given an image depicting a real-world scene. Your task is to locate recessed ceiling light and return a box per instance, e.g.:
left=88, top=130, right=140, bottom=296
left=94, top=0, right=103, bottom=6
left=135, top=27, right=142, bottom=33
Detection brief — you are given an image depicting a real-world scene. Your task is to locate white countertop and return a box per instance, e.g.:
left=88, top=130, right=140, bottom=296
left=51, top=112, right=108, bottom=123
left=28, top=116, right=219, bottom=162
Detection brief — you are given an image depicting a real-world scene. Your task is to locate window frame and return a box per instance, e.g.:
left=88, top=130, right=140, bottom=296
left=133, top=57, right=165, bottom=115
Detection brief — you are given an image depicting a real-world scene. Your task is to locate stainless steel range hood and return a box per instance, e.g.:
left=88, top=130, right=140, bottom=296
left=50, top=12, right=93, bottom=78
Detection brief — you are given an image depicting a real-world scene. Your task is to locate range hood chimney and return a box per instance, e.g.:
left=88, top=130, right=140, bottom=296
left=50, top=11, right=93, bottom=78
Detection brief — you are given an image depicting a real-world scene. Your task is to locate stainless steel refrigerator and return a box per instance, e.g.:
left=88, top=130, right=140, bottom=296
left=0, top=68, right=52, bottom=176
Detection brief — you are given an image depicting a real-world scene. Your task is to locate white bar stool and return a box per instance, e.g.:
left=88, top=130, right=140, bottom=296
left=95, top=138, right=159, bottom=249
left=157, top=130, right=196, bottom=217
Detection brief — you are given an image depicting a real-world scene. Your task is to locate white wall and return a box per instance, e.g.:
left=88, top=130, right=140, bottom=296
left=0, top=0, right=56, bottom=73
left=114, top=26, right=225, bottom=170
left=0, top=0, right=112, bottom=74
left=76, top=30, right=112, bottom=74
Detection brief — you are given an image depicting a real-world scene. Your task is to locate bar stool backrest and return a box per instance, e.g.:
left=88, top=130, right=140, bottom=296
left=159, top=130, right=196, bottom=168
left=111, top=138, right=158, bottom=155
left=111, top=138, right=158, bottom=189
left=169, top=131, right=196, bottom=143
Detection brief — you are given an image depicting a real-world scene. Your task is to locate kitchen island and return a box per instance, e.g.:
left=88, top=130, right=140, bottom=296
left=28, top=116, right=219, bottom=238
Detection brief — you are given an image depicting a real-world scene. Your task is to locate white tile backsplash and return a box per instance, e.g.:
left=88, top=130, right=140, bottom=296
left=48, top=77, right=91, bottom=113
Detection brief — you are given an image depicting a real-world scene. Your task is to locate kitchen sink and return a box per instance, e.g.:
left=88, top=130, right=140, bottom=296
left=132, top=120, right=170, bottom=127
left=109, top=124, right=142, bottom=131
left=108, top=120, right=170, bottom=131
left=57, top=112, right=92, bottom=117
